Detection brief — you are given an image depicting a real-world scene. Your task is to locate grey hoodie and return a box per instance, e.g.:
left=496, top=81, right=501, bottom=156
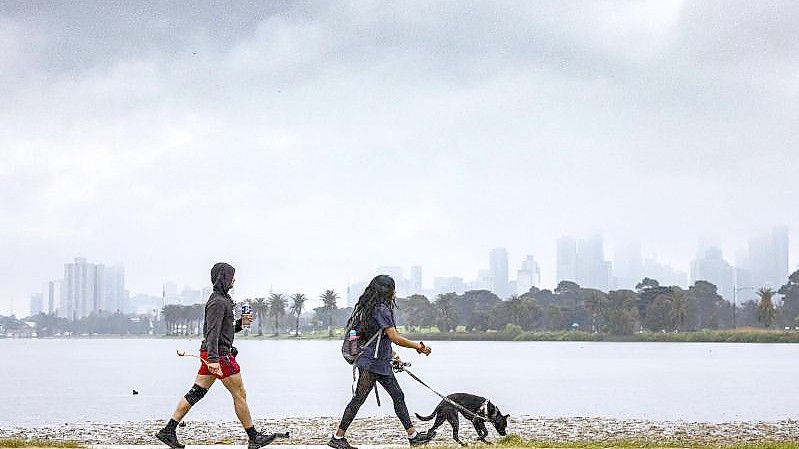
left=199, top=263, right=242, bottom=363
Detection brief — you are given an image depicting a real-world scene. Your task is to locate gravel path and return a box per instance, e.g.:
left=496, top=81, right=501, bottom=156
left=3, top=416, right=799, bottom=446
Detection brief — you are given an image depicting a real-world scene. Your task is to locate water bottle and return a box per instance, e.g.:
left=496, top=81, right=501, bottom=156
left=241, top=303, right=252, bottom=331
left=348, top=329, right=359, bottom=355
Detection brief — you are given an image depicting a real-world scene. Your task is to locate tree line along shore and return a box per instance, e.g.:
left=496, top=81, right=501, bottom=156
left=7, top=270, right=799, bottom=342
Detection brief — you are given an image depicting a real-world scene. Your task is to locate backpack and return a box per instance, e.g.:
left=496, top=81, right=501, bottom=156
left=341, top=320, right=383, bottom=365
left=342, top=320, right=385, bottom=406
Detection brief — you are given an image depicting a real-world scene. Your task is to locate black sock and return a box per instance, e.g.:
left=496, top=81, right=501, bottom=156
left=245, top=426, right=258, bottom=439
left=166, top=419, right=179, bottom=431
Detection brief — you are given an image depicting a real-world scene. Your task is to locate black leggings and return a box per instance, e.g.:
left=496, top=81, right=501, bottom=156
left=339, top=368, right=412, bottom=431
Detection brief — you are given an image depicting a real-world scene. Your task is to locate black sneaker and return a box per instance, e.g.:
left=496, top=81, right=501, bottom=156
left=155, top=427, right=185, bottom=449
left=409, top=430, right=436, bottom=446
left=327, top=436, right=358, bottom=449
left=248, top=432, right=277, bottom=449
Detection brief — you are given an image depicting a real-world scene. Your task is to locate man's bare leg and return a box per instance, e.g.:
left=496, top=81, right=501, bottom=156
left=157, top=374, right=217, bottom=449
left=221, top=373, right=253, bottom=428
left=221, top=373, right=275, bottom=448
left=171, top=374, right=216, bottom=422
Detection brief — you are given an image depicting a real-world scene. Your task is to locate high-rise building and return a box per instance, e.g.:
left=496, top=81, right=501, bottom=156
left=434, top=276, right=465, bottom=295
left=737, top=226, right=789, bottom=295
left=30, top=293, right=44, bottom=316
left=162, top=282, right=181, bottom=306
left=63, top=257, right=105, bottom=319
left=691, top=246, right=734, bottom=300
left=516, top=255, right=541, bottom=295
left=556, top=236, right=578, bottom=284
left=613, top=241, right=643, bottom=290
left=179, top=287, right=202, bottom=305
left=575, top=236, right=612, bottom=291
left=347, top=281, right=368, bottom=308
left=642, top=258, right=688, bottom=288
left=489, top=248, right=509, bottom=298
left=42, top=280, right=62, bottom=315
left=103, top=265, right=126, bottom=313
left=410, top=266, right=423, bottom=295
left=376, top=266, right=407, bottom=296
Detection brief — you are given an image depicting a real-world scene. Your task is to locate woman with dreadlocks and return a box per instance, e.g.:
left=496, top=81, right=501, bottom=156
left=328, top=275, right=435, bottom=449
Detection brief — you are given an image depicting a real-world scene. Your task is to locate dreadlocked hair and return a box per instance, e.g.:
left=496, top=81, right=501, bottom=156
left=348, top=275, right=396, bottom=339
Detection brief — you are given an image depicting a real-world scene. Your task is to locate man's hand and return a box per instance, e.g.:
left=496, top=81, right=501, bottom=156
left=206, top=362, right=223, bottom=377
left=241, top=314, right=253, bottom=326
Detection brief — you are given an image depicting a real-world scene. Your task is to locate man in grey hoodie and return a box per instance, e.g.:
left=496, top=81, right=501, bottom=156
left=156, top=262, right=276, bottom=449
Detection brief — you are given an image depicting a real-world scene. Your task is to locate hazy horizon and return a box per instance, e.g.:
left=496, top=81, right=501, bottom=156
left=2, top=1, right=798, bottom=315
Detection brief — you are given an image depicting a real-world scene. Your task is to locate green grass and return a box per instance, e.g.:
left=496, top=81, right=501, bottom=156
left=0, top=439, right=82, bottom=448
left=478, top=434, right=799, bottom=449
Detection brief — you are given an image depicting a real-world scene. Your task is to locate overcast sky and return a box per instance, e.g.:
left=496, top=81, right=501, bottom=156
left=2, top=1, right=798, bottom=315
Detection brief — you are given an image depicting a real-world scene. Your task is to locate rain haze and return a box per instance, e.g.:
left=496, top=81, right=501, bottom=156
left=1, top=1, right=798, bottom=315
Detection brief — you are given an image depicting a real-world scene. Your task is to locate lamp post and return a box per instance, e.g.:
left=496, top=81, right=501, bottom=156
left=733, top=286, right=756, bottom=329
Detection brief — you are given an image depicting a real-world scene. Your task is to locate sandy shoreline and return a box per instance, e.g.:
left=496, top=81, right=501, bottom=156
left=2, top=417, right=799, bottom=445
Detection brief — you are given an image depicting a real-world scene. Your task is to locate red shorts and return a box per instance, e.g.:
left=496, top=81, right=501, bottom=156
left=198, top=351, right=241, bottom=379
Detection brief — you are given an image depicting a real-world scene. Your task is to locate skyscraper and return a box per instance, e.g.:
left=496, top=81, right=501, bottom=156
left=643, top=258, right=688, bottom=287
left=516, top=255, right=541, bottom=295
left=489, top=248, right=509, bottom=298
left=30, top=293, right=44, bottom=316
left=347, top=281, right=368, bottom=308
left=42, top=280, right=62, bottom=315
left=103, top=264, right=126, bottom=313
left=575, top=235, right=612, bottom=291
left=613, top=241, right=643, bottom=290
left=376, top=266, right=406, bottom=296
left=410, top=266, right=422, bottom=295
left=691, top=246, right=734, bottom=300
left=434, top=276, right=465, bottom=295
left=556, top=236, right=578, bottom=284
left=63, top=257, right=105, bottom=319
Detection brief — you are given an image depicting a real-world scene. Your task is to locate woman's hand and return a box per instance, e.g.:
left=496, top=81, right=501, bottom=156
left=416, top=341, right=432, bottom=356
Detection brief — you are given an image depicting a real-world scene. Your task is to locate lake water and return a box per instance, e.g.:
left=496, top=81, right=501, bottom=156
left=2, top=339, right=797, bottom=425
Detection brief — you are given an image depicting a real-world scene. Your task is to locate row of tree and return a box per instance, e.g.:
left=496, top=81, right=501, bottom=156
left=11, top=270, right=799, bottom=338
left=160, top=290, right=341, bottom=337
left=390, top=272, right=799, bottom=336
left=20, top=311, right=154, bottom=336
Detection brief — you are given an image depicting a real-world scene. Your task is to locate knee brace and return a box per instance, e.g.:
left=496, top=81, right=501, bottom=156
left=184, top=384, right=208, bottom=406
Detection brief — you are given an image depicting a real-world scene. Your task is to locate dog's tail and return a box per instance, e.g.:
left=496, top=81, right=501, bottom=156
left=415, top=411, right=436, bottom=421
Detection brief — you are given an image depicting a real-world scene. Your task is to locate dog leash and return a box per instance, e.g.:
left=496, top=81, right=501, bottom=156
left=393, top=362, right=489, bottom=422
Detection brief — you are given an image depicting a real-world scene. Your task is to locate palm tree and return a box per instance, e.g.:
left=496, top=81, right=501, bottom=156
left=289, top=293, right=307, bottom=337
left=268, top=293, right=287, bottom=336
left=161, top=304, right=179, bottom=335
left=670, top=287, right=688, bottom=332
left=251, top=297, right=267, bottom=336
left=757, top=287, right=777, bottom=328
left=320, top=290, right=339, bottom=337
left=192, top=303, right=205, bottom=335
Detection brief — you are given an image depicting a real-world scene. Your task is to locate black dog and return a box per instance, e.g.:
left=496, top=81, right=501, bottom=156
left=415, top=393, right=509, bottom=445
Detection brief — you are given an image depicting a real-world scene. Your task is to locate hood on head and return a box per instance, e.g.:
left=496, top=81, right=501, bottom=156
left=211, top=262, right=236, bottom=297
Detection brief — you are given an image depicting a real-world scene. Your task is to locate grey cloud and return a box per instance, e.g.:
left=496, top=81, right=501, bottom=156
left=1, top=1, right=798, bottom=314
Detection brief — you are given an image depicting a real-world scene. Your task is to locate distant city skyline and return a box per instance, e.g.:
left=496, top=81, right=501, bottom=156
left=16, top=226, right=796, bottom=317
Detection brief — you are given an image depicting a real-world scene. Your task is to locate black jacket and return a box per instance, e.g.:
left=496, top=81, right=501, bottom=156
left=200, top=292, right=243, bottom=363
